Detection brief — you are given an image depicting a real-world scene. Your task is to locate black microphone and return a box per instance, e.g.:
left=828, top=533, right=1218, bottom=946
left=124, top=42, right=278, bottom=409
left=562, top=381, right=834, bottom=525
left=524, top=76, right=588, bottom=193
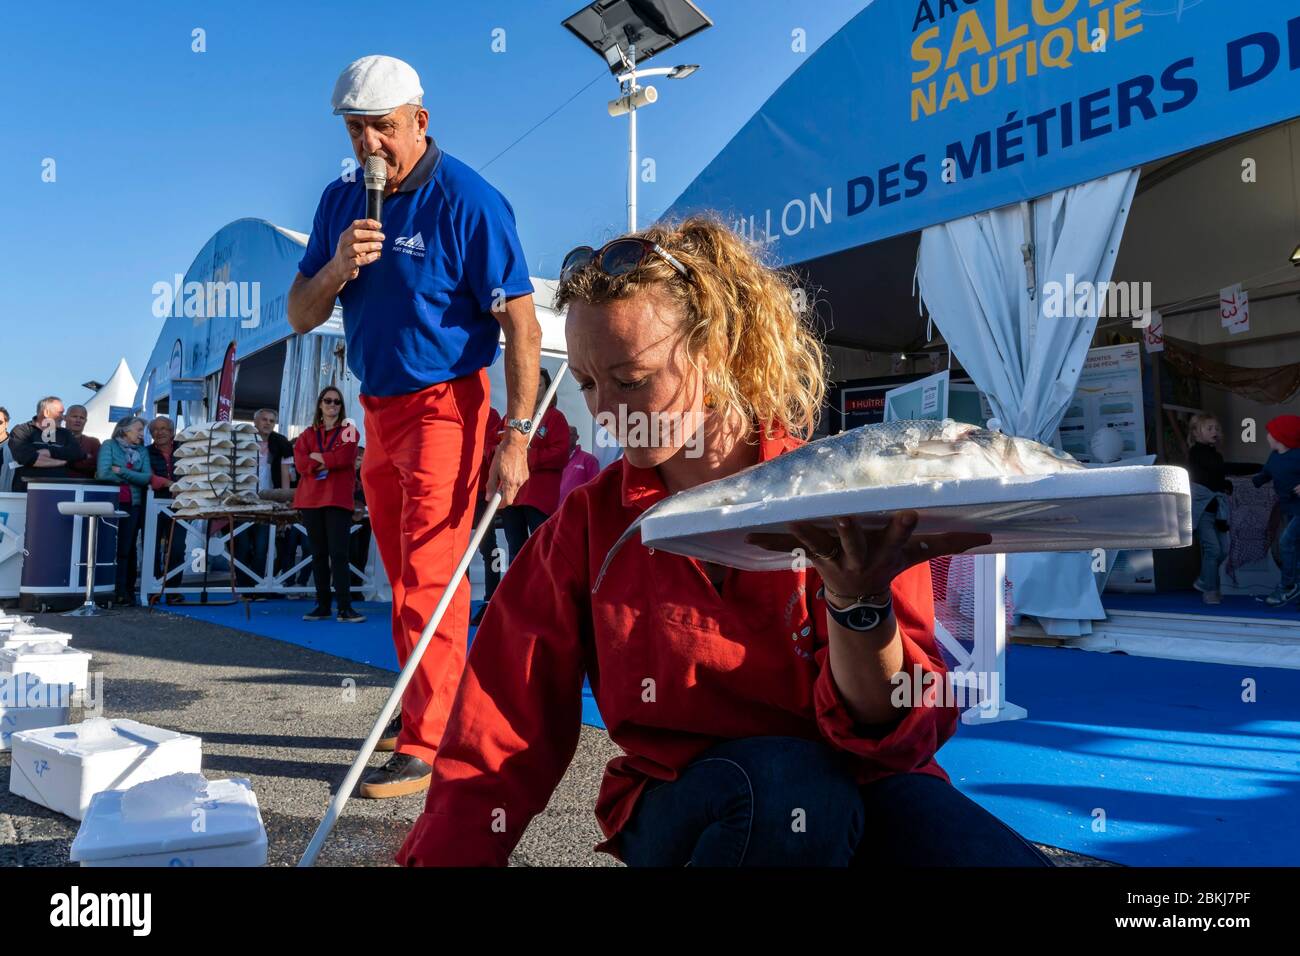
left=364, top=155, right=386, bottom=223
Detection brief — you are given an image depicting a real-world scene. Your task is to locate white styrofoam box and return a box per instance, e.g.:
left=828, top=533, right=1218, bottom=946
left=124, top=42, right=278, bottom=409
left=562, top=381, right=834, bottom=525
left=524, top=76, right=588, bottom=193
left=0, top=643, right=90, bottom=694
left=0, top=673, right=72, bottom=751
left=638, top=465, right=1192, bottom=572
left=71, top=776, right=267, bottom=867
left=1, top=625, right=72, bottom=651
left=0, top=614, right=36, bottom=633
left=7, top=719, right=203, bottom=821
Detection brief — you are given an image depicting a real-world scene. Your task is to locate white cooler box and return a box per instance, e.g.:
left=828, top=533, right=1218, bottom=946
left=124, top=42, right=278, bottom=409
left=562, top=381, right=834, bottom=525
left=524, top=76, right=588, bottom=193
left=71, top=776, right=267, bottom=867
left=1, top=626, right=73, bottom=651
left=0, top=673, right=73, bottom=751
left=7, top=719, right=203, bottom=820
left=0, top=643, right=90, bottom=696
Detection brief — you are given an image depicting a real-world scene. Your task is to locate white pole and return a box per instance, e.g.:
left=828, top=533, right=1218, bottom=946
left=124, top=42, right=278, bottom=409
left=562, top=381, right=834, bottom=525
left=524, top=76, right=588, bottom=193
left=627, top=44, right=637, bottom=232
left=299, top=363, right=569, bottom=866
left=962, top=552, right=1027, bottom=724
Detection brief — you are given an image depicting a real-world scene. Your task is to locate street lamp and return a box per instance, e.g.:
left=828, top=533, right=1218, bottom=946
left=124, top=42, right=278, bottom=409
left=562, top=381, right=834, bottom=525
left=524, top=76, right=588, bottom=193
left=562, top=0, right=712, bottom=231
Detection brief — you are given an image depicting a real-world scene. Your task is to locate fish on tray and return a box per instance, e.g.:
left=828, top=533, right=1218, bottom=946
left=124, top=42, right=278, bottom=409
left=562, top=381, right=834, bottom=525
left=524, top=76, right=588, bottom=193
left=594, top=419, right=1083, bottom=589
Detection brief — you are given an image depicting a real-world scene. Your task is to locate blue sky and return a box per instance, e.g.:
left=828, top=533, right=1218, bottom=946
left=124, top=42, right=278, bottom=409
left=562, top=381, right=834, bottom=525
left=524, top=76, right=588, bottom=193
left=1, top=0, right=867, bottom=423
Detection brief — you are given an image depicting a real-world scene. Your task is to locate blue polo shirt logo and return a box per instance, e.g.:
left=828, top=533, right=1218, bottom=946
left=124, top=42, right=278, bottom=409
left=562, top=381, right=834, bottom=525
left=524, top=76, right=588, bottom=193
left=298, top=143, right=534, bottom=398
left=394, top=232, right=426, bottom=257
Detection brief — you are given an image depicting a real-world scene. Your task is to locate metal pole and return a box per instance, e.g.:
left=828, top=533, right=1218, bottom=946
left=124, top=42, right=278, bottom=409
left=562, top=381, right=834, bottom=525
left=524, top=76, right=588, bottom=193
left=299, top=362, right=569, bottom=866
left=84, top=517, right=97, bottom=608
left=627, top=44, right=637, bottom=232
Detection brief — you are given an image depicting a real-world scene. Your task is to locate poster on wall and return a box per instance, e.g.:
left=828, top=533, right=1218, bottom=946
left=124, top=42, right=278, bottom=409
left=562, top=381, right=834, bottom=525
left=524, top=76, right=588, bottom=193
left=1220, top=283, right=1250, bottom=335
left=884, top=371, right=949, bottom=423
left=1057, top=343, right=1146, bottom=463
left=1142, top=310, right=1165, bottom=353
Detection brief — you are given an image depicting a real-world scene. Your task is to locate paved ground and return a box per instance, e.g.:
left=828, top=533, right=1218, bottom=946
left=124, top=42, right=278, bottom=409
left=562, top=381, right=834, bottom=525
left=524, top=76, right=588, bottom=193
left=0, top=607, right=1110, bottom=867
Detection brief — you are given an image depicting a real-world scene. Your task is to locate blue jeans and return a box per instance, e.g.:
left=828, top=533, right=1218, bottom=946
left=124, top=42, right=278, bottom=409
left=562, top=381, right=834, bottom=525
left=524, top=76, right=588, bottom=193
left=618, top=736, right=1052, bottom=867
left=500, top=504, right=547, bottom=566
left=1195, top=506, right=1227, bottom=592
left=1280, top=515, right=1299, bottom=589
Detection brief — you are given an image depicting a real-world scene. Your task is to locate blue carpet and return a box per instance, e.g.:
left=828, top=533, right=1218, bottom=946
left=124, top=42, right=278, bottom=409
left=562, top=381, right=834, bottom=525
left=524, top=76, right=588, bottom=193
left=167, top=599, right=606, bottom=728
left=939, top=644, right=1300, bottom=866
left=1104, top=590, right=1299, bottom=620
left=167, top=599, right=1300, bottom=865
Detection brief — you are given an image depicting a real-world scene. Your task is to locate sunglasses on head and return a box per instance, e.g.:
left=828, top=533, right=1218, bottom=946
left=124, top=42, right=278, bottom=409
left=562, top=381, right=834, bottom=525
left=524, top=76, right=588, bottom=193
left=560, top=237, right=690, bottom=285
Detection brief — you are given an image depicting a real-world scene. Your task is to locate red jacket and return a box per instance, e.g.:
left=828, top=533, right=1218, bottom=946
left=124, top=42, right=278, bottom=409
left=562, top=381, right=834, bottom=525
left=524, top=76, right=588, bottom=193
left=511, top=406, right=569, bottom=516
left=68, top=435, right=100, bottom=478
left=292, top=425, right=358, bottom=511
left=397, top=426, right=956, bottom=866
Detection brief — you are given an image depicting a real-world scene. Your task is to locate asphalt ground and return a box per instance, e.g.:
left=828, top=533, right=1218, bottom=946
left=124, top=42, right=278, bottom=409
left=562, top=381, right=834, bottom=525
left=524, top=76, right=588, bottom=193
left=0, top=606, right=1109, bottom=867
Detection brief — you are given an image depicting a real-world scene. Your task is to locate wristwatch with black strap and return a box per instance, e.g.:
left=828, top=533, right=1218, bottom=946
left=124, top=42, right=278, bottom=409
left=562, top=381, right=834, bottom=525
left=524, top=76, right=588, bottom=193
left=818, top=584, right=893, bottom=633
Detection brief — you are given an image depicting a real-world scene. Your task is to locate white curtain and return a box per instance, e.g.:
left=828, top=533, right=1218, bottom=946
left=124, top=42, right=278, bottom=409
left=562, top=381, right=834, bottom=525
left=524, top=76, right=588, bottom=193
left=917, top=169, right=1140, bottom=636
left=279, top=333, right=365, bottom=443
left=279, top=331, right=386, bottom=601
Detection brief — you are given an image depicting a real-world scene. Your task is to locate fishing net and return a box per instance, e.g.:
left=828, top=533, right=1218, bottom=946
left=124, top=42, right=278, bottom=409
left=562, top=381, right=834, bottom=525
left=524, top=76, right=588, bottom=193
left=930, top=554, right=1015, bottom=658
left=1162, top=338, right=1300, bottom=406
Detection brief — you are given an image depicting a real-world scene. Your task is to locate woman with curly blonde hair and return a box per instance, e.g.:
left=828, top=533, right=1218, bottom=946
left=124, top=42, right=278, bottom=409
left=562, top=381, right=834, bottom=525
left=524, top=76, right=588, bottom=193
left=398, top=216, right=1047, bottom=867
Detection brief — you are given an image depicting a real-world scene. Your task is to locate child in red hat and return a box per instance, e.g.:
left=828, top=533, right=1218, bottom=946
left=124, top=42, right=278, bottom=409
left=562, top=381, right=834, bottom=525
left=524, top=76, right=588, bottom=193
left=1252, top=414, right=1300, bottom=607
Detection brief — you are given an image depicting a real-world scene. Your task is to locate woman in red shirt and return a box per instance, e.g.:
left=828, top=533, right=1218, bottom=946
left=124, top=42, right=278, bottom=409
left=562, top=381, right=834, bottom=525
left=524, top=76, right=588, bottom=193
left=293, top=386, right=362, bottom=623
left=398, top=217, right=1049, bottom=867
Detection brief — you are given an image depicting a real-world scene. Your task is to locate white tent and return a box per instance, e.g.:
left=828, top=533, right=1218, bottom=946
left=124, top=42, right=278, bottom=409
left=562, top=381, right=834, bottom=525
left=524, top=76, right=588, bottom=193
left=81, top=358, right=138, bottom=441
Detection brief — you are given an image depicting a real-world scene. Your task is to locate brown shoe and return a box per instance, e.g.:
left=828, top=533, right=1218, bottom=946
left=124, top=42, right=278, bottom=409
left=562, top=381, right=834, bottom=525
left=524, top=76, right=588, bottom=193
left=376, top=713, right=401, bottom=753
left=358, top=753, right=431, bottom=799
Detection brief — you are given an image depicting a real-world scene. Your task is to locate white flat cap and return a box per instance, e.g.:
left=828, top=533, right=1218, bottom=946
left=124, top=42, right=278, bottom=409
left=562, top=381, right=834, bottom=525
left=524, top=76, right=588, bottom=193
left=331, top=55, right=423, bottom=116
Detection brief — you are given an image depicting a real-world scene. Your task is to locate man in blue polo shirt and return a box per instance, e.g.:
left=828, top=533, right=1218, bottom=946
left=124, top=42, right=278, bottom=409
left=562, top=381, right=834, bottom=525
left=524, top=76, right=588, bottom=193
left=289, top=55, right=542, bottom=799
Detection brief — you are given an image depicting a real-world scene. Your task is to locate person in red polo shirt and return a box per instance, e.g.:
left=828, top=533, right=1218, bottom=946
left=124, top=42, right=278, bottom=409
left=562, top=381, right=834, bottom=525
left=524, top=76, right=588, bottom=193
left=498, top=368, right=568, bottom=564
left=293, top=386, right=361, bottom=623
left=397, top=218, right=1051, bottom=867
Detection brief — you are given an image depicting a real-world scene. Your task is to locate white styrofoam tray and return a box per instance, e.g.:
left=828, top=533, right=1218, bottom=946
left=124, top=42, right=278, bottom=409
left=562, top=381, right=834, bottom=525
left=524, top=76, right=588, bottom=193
left=0, top=674, right=72, bottom=751
left=1, top=626, right=72, bottom=650
left=639, top=465, right=1191, bottom=571
left=71, top=777, right=267, bottom=867
left=0, top=644, right=90, bottom=694
left=7, top=719, right=203, bottom=821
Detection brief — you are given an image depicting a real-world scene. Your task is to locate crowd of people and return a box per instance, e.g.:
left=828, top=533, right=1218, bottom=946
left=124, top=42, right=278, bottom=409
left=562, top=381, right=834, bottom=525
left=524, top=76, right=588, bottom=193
left=0, top=379, right=606, bottom=620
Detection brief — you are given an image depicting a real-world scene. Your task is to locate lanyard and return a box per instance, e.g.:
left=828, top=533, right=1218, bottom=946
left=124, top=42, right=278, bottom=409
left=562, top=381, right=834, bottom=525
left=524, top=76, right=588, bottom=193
left=315, top=426, right=340, bottom=455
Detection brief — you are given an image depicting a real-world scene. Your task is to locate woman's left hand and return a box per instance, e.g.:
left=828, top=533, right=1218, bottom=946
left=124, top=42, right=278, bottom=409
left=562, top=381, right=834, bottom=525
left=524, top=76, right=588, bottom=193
left=747, top=510, right=991, bottom=604
left=310, top=452, right=326, bottom=465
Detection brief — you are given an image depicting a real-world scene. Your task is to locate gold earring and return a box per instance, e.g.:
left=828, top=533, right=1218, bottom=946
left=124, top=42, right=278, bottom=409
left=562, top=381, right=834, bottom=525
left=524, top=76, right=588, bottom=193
left=704, top=392, right=716, bottom=409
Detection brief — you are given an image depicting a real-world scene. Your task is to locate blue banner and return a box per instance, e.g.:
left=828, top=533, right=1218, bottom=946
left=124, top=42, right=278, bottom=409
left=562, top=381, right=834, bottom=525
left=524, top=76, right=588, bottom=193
left=665, top=0, right=1300, bottom=264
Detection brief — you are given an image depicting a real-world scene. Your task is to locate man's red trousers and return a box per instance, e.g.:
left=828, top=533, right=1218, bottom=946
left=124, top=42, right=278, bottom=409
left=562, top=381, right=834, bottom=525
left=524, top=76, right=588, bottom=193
left=359, top=370, right=489, bottom=764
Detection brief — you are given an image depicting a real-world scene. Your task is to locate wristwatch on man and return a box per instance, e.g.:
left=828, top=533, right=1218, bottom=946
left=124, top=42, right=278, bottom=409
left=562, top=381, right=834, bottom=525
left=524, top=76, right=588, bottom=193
left=505, top=418, right=533, bottom=437
left=817, top=585, right=893, bottom=633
